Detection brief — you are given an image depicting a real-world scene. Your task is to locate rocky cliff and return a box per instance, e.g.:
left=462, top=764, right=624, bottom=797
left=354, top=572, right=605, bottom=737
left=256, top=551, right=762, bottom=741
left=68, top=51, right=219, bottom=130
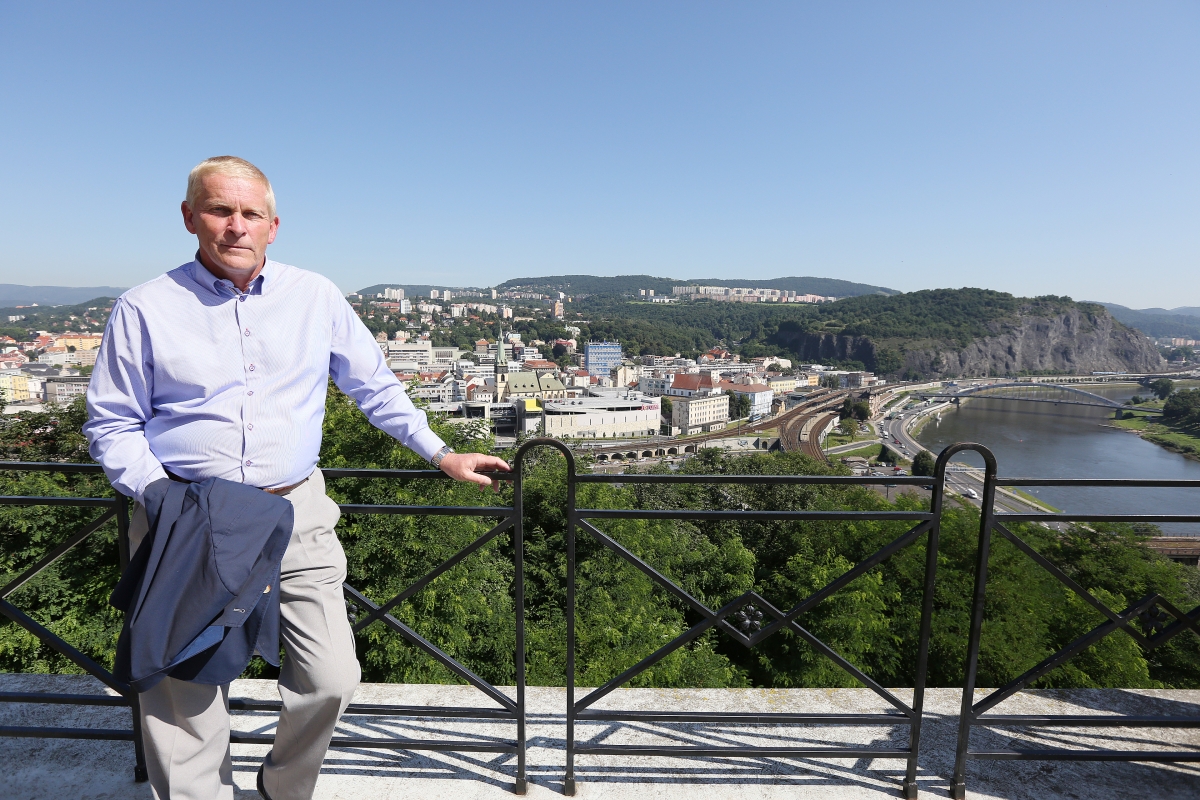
left=769, top=301, right=1164, bottom=378
left=896, top=305, right=1164, bottom=378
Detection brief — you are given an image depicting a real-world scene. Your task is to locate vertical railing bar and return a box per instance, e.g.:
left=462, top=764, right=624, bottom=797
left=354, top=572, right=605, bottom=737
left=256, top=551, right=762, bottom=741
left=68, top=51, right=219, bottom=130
left=946, top=443, right=998, bottom=800
left=565, top=449, right=578, bottom=796
left=903, top=465, right=946, bottom=798
left=513, top=462, right=527, bottom=795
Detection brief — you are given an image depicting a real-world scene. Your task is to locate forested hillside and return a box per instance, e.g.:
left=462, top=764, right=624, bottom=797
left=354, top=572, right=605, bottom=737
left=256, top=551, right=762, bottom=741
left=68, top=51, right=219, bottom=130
left=570, top=289, right=1162, bottom=377
left=2, top=394, right=1198, bottom=691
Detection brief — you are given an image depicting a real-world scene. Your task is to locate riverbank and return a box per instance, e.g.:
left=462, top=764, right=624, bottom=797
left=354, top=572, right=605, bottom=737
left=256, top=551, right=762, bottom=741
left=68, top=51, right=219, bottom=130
left=1110, top=414, right=1200, bottom=462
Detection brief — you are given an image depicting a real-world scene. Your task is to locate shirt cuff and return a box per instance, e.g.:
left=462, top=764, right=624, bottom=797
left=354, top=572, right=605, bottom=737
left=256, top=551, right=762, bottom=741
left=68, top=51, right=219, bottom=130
left=134, top=465, right=168, bottom=505
left=407, top=427, right=448, bottom=464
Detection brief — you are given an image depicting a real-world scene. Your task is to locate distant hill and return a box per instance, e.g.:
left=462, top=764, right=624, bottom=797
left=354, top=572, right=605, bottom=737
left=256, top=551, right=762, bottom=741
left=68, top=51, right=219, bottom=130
left=1089, top=302, right=1200, bottom=339
left=355, top=284, right=487, bottom=298
left=497, top=274, right=897, bottom=297
left=1114, top=305, right=1200, bottom=318
left=0, top=284, right=127, bottom=307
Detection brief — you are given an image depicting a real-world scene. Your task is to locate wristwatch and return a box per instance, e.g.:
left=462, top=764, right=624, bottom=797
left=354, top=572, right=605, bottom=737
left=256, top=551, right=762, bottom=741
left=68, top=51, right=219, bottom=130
left=431, top=445, right=455, bottom=469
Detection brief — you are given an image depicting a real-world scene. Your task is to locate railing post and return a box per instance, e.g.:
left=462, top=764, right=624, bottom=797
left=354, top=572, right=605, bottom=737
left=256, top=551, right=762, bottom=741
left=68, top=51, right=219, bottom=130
left=564, top=457, right=578, bottom=796
left=902, top=464, right=947, bottom=799
left=513, top=463, right=528, bottom=795
left=115, top=492, right=149, bottom=783
left=940, top=444, right=998, bottom=800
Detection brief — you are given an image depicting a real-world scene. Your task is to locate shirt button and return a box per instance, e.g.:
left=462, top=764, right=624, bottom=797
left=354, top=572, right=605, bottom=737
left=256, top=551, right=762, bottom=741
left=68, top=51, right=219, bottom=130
left=248, top=423, right=254, bottom=430
left=247, top=390, right=254, bottom=396
left=244, top=328, right=251, bottom=336
left=239, top=296, right=246, bottom=302
left=249, top=364, right=255, bottom=371
left=245, top=460, right=253, bottom=466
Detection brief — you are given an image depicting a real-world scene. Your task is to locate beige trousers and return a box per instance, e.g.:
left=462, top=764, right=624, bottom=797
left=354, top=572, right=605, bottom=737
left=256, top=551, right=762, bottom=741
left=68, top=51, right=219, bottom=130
left=130, top=469, right=361, bottom=800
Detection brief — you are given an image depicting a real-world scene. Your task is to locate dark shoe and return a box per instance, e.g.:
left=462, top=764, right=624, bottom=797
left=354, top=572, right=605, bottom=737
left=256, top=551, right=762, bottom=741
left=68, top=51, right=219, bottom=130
left=257, top=763, right=273, bottom=800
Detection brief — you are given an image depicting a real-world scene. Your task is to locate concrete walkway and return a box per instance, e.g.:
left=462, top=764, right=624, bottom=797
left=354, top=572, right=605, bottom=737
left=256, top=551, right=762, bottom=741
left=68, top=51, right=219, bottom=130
left=2, top=675, right=1198, bottom=799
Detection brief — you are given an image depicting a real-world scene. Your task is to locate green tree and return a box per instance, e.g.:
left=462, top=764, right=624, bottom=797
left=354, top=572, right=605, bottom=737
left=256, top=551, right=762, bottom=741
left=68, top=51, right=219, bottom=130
left=1150, top=378, right=1175, bottom=401
left=659, top=396, right=673, bottom=418
left=1163, top=389, right=1200, bottom=425
left=873, top=347, right=902, bottom=375
left=911, top=450, right=936, bottom=476
left=4, top=396, right=1199, bottom=693
left=851, top=402, right=871, bottom=421
left=726, top=391, right=751, bottom=419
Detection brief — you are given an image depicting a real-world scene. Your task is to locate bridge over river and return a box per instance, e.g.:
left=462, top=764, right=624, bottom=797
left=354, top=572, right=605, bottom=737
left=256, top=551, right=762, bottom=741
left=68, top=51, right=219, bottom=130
left=916, top=382, right=1150, bottom=411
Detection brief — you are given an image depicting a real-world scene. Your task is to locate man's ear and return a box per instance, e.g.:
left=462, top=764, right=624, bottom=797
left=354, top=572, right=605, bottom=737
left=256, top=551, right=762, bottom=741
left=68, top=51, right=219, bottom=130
left=181, top=201, right=197, bottom=234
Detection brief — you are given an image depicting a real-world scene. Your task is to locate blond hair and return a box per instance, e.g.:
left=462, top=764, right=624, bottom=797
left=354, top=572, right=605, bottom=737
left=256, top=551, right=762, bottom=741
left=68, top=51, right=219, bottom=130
left=185, top=156, right=276, bottom=218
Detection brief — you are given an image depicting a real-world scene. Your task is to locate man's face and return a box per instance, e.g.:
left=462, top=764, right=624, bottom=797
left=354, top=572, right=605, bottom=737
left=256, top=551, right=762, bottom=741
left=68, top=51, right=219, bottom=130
left=181, top=173, right=279, bottom=280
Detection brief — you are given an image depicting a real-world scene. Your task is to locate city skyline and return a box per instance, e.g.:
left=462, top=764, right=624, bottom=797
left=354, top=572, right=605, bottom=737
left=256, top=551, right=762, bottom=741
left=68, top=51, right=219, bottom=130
left=1, top=3, right=1197, bottom=307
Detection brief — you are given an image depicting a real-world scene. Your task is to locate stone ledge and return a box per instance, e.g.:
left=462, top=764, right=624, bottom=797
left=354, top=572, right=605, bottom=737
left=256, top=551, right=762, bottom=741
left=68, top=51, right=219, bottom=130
left=1, top=675, right=1198, bottom=799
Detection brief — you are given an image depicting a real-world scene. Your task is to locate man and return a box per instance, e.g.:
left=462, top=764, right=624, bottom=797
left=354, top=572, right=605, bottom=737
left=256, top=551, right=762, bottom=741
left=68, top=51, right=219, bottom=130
left=84, top=155, right=509, bottom=800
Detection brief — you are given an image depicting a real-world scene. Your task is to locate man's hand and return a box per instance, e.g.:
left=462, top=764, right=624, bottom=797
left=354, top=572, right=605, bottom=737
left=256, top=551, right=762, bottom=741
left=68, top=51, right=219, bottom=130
left=438, top=452, right=512, bottom=492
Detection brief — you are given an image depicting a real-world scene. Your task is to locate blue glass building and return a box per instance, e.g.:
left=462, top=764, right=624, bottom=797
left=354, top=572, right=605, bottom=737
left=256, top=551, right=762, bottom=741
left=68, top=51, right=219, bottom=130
left=584, top=340, right=623, bottom=376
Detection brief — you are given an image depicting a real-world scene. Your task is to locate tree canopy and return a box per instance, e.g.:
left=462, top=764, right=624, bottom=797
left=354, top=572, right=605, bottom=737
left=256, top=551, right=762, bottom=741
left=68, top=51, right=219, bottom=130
left=1, top=395, right=1198, bottom=693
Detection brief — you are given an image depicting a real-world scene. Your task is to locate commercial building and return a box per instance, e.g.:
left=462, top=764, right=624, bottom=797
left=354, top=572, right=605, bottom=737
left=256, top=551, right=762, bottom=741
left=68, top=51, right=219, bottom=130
left=383, top=287, right=405, bottom=300
left=44, top=376, right=90, bottom=404
left=584, top=341, right=623, bottom=377
left=543, top=396, right=660, bottom=439
left=672, top=393, right=730, bottom=435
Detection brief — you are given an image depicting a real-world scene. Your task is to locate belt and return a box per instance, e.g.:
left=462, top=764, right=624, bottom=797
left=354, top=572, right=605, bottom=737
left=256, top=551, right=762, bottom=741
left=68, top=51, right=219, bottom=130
left=164, top=469, right=309, bottom=496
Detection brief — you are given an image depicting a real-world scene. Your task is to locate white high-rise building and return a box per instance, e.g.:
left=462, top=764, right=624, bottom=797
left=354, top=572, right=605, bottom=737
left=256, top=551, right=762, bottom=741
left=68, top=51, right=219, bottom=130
left=383, top=287, right=405, bottom=300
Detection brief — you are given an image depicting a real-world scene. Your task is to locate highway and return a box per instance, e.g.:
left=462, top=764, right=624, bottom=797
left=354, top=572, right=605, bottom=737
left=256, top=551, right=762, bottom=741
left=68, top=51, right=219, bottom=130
left=877, top=397, right=1051, bottom=515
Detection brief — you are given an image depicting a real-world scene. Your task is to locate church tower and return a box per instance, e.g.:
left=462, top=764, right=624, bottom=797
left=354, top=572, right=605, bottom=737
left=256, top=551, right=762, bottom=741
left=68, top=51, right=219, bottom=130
left=493, top=323, right=508, bottom=401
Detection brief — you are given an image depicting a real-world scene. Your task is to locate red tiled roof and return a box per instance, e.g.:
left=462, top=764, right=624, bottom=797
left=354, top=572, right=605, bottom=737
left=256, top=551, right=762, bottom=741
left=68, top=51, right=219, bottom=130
left=670, top=373, right=714, bottom=391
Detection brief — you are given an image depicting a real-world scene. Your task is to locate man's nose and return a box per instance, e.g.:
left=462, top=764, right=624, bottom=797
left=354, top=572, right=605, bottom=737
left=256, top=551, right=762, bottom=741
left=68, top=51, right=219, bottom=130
left=226, top=213, right=248, bottom=237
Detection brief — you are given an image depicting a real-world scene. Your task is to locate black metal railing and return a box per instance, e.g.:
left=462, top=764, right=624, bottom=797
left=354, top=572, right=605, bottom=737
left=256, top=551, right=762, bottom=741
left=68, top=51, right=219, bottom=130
left=950, top=442, right=1200, bottom=799
left=1, top=440, right=1199, bottom=799
left=0, top=458, right=528, bottom=793
left=555, top=437, right=951, bottom=799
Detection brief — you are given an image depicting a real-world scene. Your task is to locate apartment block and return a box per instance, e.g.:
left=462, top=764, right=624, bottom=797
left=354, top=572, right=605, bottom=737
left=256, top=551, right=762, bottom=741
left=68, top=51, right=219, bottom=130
left=672, top=393, right=730, bottom=435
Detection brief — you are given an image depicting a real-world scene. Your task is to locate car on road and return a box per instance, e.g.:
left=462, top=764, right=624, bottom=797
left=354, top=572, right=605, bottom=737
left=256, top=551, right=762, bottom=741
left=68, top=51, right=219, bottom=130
left=963, top=487, right=980, bottom=499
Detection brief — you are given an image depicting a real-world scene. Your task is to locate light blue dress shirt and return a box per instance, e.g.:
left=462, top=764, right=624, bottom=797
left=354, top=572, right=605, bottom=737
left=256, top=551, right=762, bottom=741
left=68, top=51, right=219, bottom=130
left=84, top=259, right=446, bottom=501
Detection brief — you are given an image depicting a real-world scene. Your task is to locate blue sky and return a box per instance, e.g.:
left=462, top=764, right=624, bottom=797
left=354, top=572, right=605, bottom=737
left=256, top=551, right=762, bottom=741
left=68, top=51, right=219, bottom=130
left=1, top=2, right=1196, bottom=306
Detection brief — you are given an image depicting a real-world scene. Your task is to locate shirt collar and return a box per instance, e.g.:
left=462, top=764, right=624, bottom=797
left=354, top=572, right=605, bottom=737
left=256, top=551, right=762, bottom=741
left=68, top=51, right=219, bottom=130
left=189, top=255, right=276, bottom=297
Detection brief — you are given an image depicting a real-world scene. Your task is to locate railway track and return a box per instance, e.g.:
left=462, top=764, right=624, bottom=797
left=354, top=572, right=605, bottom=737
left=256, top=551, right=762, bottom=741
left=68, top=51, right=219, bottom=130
left=580, top=388, right=848, bottom=456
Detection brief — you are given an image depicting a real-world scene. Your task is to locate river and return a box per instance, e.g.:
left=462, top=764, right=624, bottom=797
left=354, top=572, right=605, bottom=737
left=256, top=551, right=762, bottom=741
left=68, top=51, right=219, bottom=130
left=915, top=382, right=1200, bottom=535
